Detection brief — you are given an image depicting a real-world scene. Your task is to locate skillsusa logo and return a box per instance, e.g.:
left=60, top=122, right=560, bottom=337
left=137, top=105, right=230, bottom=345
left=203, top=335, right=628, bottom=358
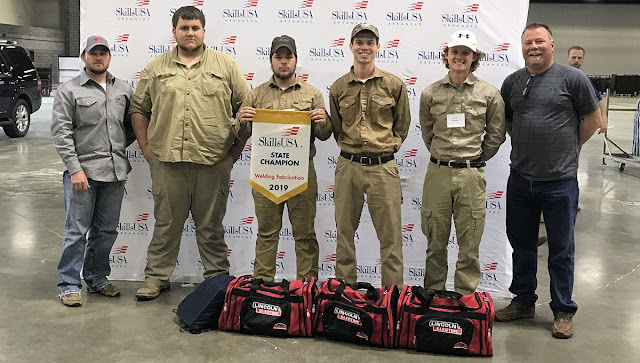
left=479, top=262, right=499, bottom=287
left=115, top=0, right=151, bottom=21
left=278, top=0, right=314, bottom=23
left=480, top=43, right=511, bottom=67
left=376, top=39, right=401, bottom=64
left=183, top=217, right=196, bottom=237
left=126, top=142, right=145, bottom=163
left=147, top=36, right=176, bottom=58
left=486, top=190, right=504, bottom=214
left=110, top=34, right=130, bottom=57
left=401, top=223, right=416, bottom=247
left=117, top=213, right=150, bottom=235
left=109, top=245, right=128, bottom=267
left=442, top=3, right=480, bottom=28
left=357, top=259, right=381, bottom=279
left=331, top=0, right=369, bottom=24
left=210, top=35, right=238, bottom=57
left=309, top=37, right=346, bottom=63
left=387, top=1, right=424, bottom=26
left=397, top=148, right=419, bottom=173
left=236, top=143, right=252, bottom=165
left=319, top=253, right=337, bottom=275
left=223, top=0, right=260, bottom=23
left=317, top=184, right=334, bottom=206
left=224, top=216, right=254, bottom=239
left=417, top=43, right=446, bottom=65
left=405, top=76, right=419, bottom=99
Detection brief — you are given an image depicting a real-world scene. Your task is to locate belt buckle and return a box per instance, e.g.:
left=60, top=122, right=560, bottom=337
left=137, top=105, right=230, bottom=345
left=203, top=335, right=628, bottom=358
left=360, top=156, right=371, bottom=166
left=446, top=160, right=454, bottom=167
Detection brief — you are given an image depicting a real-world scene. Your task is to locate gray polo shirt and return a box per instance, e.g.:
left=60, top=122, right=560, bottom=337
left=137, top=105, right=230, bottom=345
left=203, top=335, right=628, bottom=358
left=51, top=70, right=134, bottom=182
left=501, top=63, right=599, bottom=181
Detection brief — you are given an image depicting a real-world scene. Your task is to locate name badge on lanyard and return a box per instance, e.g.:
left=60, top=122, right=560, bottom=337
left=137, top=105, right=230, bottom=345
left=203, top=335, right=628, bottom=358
left=447, top=113, right=465, bottom=128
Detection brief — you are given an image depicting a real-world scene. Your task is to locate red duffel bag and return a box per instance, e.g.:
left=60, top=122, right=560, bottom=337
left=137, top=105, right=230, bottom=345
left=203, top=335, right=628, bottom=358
left=313, top=278, right=399, bottom=347
left=218, top=275, right=316, bottom=337
left=395, top=286, right=494, bottom=356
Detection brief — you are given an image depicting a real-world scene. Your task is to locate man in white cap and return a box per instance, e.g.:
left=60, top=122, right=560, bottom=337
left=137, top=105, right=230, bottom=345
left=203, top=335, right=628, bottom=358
left=419, top=30, right=505, bottom=295
left=329, top=23, right=411, bottom=287
left=51, top=35, right=135, bottom=306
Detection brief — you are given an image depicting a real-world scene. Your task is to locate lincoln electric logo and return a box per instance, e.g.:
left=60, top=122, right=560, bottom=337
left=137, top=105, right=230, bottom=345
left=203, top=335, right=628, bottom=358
left=387, top=1, right=423, bottom=26
left=317, top=184, right=334, bottom=205
left=331, top=0, right=368, bottom=24
left=481, top=43, right=511, bottom=67
left=117, top=213, right=150, bottom=235
left=253, top=301, right=282, bottom=316
left=278, top=0, right=314, bottom=23
left=442, top=3, right=480, bottom=28
left=335, top=307, right=362, bottom=326
left=210, top=36, right=238, bottom=57
left=397, top=148, right=418, bottom=172
left=115, top=0, right=151, bottom=21
left=430, top=320, right=463, bottom=335
left=376, top=39, right=400, bottom=64
left=309, top=38, right=346, bottom=62
left=486, top=190, right=504, bottom=214
left=224, top=216, right=254, bottom=239
left=110, top=245, right=128, bottom=267
left=223, top=0, right=260, bottom=22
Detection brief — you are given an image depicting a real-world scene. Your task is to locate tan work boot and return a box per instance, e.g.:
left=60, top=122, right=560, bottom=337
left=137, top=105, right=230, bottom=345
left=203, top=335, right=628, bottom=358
left=136, top=282, right=170, bottom=301
left=495, top=303, right=535, bottom=322
left=552, top=316, right=574, bottom=339
left=88, top=283, right=120, bottom=297
left=60, top=292, right=82, bottom=307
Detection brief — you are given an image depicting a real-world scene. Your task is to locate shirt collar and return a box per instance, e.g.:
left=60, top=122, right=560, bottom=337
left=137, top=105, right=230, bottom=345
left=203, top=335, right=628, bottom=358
left=439, top=72, right=477, bottom=86
left=170, top=43, right=208, bottom=67
left=347, top=66, right=384, bottom=83
left=79, top=69, right=115, bottom=86
left=268, top=74, right=303, bottom=91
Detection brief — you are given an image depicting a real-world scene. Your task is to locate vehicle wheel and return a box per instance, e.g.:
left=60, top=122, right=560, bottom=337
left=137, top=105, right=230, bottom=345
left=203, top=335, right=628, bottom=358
left=3, top=99, right=30, bottom=138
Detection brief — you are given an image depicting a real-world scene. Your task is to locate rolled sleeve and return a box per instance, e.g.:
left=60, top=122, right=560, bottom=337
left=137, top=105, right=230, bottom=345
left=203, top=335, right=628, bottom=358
left=393, top=82, right=411, bottom=145
left=419, top=88, right=434, bottom=151
left=129, top=67, right=153, bottom=118
left=481, top=91, right=506, bottom=161
left=311, top=90, right=332, bottom=141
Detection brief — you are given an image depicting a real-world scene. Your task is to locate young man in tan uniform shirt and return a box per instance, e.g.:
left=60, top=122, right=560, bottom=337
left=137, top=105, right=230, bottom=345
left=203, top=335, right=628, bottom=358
left=129, top=6, right=250, bottom=300
left=419, top=30, right=505, bottom=295
left=329, top=24, right=411, bottom=287
left=234, top=35, right=331, bottom=281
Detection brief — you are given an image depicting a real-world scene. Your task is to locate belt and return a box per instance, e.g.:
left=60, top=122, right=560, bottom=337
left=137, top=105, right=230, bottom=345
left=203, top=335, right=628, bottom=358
left=340, top=151, right=394, bottom=166
left=430, top=156, right=486, bottom=168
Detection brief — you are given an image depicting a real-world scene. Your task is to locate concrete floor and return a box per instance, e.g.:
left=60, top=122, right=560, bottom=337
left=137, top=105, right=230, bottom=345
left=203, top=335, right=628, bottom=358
left=1, top=96, right=639, bottom=362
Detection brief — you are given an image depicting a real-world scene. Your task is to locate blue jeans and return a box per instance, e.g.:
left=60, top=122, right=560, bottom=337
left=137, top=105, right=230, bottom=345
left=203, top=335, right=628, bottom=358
left=57, top=171, right=125, bottom=296
left=506, top=171, right=579, bottom=317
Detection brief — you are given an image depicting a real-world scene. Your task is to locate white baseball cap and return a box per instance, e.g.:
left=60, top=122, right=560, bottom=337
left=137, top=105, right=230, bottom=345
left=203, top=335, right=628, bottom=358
left=447, top=30, right=478, bottom=52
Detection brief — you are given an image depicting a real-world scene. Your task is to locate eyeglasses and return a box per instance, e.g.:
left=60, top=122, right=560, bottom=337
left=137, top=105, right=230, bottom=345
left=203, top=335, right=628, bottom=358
left=522, top=77, right=532, bottom=97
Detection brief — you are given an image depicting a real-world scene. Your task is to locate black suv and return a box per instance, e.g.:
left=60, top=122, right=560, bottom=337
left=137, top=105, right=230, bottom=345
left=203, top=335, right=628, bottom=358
left=0, top=40, right=42, bottom=138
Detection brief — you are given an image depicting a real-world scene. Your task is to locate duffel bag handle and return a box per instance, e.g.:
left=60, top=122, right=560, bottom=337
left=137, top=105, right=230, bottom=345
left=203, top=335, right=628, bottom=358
left=411, top=286, right=436, bottom=306
left=250, top=278, right=291, bottom=295
left=349, top=281, right=378, bottom=300
left=430, top=289, right=469, bottom=311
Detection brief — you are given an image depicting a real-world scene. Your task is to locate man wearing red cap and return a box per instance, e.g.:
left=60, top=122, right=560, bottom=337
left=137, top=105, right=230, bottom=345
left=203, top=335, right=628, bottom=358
left=419, top=30, right=505, bottom=295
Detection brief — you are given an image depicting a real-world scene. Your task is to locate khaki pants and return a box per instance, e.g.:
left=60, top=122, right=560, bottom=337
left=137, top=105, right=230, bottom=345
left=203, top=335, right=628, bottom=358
left=145, top=153, right=233, bottom=284
left=252, top=160, right=319, bottom=281
left=334, top=156, right=404, bottom=286
left=421, top=162, right=486, bottom=295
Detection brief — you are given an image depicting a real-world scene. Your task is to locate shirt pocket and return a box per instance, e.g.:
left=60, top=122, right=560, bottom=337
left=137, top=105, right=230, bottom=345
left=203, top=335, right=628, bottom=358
left=465, top=105, right=487, bottom=133
left=338, top=96, right=358, bottom=124
left=292, top=100, right=312, bottom=111
left=202, top=74, right=231, bottom=120
left=76, top=96, right=100, bottom=124
left=113, top=94, right=128, bottom=120
left=370, top=94, right=395, bottom=119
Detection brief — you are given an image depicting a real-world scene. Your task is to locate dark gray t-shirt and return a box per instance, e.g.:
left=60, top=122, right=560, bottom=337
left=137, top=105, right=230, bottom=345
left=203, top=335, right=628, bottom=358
left=501, top=63, right=599, bottom=181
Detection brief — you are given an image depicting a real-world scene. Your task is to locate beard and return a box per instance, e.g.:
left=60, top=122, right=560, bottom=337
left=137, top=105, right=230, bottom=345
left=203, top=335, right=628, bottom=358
left=86, top=65, right=107, bottom=75
left=178, top=42, right=203, bottom=54
left=274, top=69, right=295, bottom=81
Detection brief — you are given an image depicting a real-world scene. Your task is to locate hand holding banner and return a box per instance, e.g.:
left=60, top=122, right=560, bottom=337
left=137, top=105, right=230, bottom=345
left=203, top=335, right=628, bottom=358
left=250, top=109, right=311, bottom=204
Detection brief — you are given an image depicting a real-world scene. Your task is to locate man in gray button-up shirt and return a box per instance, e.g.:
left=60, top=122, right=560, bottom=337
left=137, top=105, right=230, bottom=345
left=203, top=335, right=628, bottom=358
left=51, top=35, right=134, bottom=307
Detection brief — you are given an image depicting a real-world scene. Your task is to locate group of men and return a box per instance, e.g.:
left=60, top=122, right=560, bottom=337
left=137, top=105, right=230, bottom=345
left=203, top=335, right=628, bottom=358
left=51, top=5, right=603, bottom=341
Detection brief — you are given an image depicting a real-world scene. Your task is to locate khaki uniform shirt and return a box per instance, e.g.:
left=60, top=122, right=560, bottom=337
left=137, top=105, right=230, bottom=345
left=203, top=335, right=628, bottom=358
left=329, top=67, right=411, bottom=155
left=419, top=73, right=506, bottom=161
left=233, top=75, right=331, bottom=158
left=129, top=46, right=250, bottom=165
left=51, top=71, right=134, bottom=182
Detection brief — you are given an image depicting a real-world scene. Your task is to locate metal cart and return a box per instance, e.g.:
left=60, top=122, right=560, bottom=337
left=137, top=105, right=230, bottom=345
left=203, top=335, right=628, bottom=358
left=602, top=92, right=640, bottom=172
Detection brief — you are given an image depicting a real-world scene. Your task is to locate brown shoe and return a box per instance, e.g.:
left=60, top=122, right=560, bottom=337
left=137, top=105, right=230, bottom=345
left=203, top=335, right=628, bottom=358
left=552, top=316, right=574, bottom=339
left=136, top=282, right=170, bottom=301
left=88, top=283, right=120, bottom=297
left=60, top=292, right=82, bottom=307
left=495, top=303, right=535, bottom=322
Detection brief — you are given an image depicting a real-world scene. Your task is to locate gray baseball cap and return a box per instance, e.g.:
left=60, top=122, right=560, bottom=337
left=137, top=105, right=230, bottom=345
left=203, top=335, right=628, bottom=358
left=351, top=23, right=379, bottom=40
left=270, top=35, right=297, bottom=57
left=84, top=35, right=110, bottom=53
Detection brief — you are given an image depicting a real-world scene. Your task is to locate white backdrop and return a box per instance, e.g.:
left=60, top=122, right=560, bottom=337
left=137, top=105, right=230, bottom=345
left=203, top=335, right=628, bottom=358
left=81, top=0, right=528, bottom=297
